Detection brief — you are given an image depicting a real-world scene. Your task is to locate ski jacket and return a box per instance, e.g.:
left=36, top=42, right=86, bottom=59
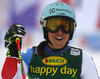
left=1, top=45, right=99, bottom=79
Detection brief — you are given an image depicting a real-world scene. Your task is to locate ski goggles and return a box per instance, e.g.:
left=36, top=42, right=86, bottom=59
left=40, top=17, right=77, bottom=34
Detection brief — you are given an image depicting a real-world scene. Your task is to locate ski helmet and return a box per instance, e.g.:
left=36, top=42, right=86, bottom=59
left=40, top=2, right=77, bottom=43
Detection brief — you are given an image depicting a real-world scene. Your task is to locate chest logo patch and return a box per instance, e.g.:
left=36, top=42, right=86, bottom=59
left=42, top=56, right=67, bottom=66
left=70, top=48, right=80, bottom=56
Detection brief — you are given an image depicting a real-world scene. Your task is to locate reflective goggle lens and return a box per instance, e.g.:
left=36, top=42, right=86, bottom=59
left=46, top=17, right=76, bottom=33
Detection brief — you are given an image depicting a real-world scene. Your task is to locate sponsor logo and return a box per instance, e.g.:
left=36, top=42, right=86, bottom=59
left=70, top=48, right=80, bottom=56
left=49, top=8, right=71, bottom=14
left=49, top=8, right=55, bottom=14
left=30, top=66, right=77, bottom=77
left=56, top=8, right=71, bottom=13
left=42, top=56, right=67, bottom=66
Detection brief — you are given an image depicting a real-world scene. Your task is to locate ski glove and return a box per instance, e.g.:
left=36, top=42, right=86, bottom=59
left=4, top=24, right=26, bottom=57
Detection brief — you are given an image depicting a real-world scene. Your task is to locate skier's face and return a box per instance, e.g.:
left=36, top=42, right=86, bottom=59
left=48, top=28, right=69, bottom=49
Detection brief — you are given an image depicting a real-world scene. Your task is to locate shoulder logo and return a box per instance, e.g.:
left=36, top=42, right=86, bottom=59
left=70, top=48, right=80, bottom=56
left=42, top=56, right=67, bottom=66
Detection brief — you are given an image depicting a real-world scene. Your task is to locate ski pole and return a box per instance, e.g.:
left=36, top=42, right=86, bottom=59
left=16, top=38, right=25, bottom=79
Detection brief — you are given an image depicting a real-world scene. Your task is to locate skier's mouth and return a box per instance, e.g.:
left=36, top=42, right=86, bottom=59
left=55, top=37, right=64, bottom=41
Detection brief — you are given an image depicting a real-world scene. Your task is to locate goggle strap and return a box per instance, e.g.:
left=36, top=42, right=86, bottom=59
left=40, top=19, right=47, bottom=27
